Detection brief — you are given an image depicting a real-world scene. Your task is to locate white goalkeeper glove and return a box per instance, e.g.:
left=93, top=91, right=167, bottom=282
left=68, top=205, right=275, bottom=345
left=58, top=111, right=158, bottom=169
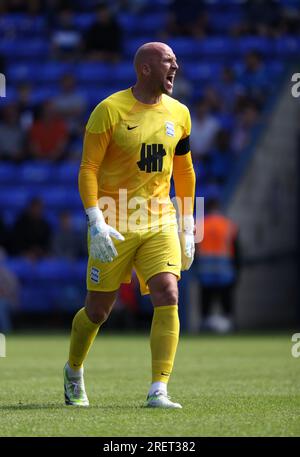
left=179, top=215, right=195, bottom=271
left=86, top=206, right=124, bottom=263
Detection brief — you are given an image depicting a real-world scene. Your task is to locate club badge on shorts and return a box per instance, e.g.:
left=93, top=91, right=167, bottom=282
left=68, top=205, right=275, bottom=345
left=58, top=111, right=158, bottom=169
left=90, top=266, right=100, bottom=283
left=165, top=121, right=175, bottom=137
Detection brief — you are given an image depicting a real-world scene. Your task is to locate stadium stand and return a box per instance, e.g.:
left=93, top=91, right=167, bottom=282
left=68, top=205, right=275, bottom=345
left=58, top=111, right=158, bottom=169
left=0, top=0, right=298, bottom=323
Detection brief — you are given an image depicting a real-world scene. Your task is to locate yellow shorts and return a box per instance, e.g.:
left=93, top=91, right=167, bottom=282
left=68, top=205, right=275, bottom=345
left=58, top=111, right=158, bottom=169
left=86, top=226, right=181, bottom=295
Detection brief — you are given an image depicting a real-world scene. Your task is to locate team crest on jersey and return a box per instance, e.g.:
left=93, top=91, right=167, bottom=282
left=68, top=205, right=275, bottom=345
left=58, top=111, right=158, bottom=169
left=90, top=267, right=100, bottom=283
left=165, top=121, right=175, bottom=137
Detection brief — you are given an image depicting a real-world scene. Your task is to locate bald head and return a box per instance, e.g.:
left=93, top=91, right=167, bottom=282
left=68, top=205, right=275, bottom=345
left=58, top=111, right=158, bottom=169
left=132, top=41, right=178, bottom=100
left=134, top=42, right=174, bottom=75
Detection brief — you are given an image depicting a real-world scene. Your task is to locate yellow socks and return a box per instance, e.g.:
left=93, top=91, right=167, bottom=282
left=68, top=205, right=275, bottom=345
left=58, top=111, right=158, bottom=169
left=68, top=307, right=101, bottom=371
left=150, top=305, right=180, bottom=384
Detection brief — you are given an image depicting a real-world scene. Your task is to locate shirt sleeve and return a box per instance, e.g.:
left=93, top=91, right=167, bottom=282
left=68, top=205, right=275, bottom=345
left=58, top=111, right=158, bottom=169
left=175, top=105, right=191, bottom=156
left=78, top=101, right=113, bottom=209
left=173, top=106, right=195, bottom=216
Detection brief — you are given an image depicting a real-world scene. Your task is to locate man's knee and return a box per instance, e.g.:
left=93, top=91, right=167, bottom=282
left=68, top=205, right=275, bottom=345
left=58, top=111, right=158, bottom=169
left=85, top=290, right=117, bottom=324
left=152, top=284, right=178, bottom=307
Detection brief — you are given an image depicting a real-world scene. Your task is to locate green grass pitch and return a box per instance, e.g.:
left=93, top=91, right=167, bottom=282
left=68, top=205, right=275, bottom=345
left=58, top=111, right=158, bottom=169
left=0, top=333, right=299, bottom=437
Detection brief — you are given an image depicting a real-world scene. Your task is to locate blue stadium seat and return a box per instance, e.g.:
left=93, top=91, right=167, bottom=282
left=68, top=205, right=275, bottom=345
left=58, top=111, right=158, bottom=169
left=21, top=286, right=53, bottom=311
left=123, top=36, right=153, bottom=58
left=184, top=62, right=222, bottom=82
left=36, top=259, right=74, bottom=280
left=0, top=163, right=18, bottom=183
left=0, top=14, right=46, bottom=37
left=73, top=259, right=87, bottom=280
left=75, top=63, right=111, bottom=83
left=198, top=182, right=221, bottom=200
left=167, top=38, right=201, bottom=59
left=73, top=13, right=94, bottom=30
left=18, top=162, right=54, bottom=184
left=275, top=36, right=300, bottom=57
left=6, top=257, right=36, bottom=281
left=7, top=63, right=35, bottom=83
left=198, top=37, right=236, bottom=57
left=237, top=36, right=274, bottom=57
left=0, top=187, right=31, bottom=211
left=55, top=162, right=80, bottom=184
left=1, top=209, right=18, bottom=227
left=30, top=86, right=59, bottom=104
left=112, top=62, right=135, bottom=83
left=0, top=39, right=49, bottom=60
left=71, top=211, right=86, bottom=231
left=208, top=11, right=244, bottom=33
left=35, top=62, right=74, bottom=83
left=40, top=187, right=82, bottom=210
left=82, top=86, right=121, bottom=107
left=117, top=13, right=137, bottom=33
left=118, top=13, right=167, bottom=35
left=209, top=153, right=234, bottom=181
left=268, top=60, right=285, bottom=78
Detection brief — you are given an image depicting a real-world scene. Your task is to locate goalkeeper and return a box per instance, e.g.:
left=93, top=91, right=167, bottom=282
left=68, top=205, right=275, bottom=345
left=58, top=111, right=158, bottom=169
left=63, top=42, right=196, bottom=409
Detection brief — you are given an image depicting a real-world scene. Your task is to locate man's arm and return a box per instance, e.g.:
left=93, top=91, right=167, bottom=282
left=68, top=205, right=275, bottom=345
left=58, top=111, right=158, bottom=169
left=173, top=150, right=196, bottom=270
left=78, top=105, right=124, bottom=262
left=78, top=129, right=107, bottom=209
left=173, top=151, right=196, bottom=217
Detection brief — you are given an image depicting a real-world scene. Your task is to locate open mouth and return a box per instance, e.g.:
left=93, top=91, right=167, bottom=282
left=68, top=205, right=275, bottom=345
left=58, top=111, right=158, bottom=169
left=166, top=74, right=175, bottom=88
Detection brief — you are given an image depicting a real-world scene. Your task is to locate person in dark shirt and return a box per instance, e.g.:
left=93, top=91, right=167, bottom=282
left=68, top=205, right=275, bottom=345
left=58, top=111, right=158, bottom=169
left=9, top=197, right=52, bottom=259
left=84, top=3, right=122, bottom=62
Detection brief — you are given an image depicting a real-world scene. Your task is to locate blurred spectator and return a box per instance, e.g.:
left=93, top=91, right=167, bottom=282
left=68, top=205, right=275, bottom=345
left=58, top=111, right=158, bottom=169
left=0, top=216, right=8, bottom=252
left=172, top=67, right=193, bottom=106
left=84, top=3, right=122, bottom=62
left=0, top=54, right=5, bottom=74
left=239, top=51, right=269, bottom=106
left=52, top=210, right=86, bottom=260
left=278, top=4, right=300, bottom=35
left=209, top=129, right=234, bottom=185
left=119, top=0, right=148, bottom=14
left=68, top=130, right=84, bottom=161
left=245, top=0, right=281, bottom=37
left=29, top=100, right=69, bottom=161
left=9, top=197, right=52, bottom=259
left=212, top=67, right=245, bottom=114
left=231, top=102, right=260, bottom=155
left=190, top=99, right=221, bottom=160
left=0, top=0, right=42, bottom=13
left=51, top=7, right=82, bottom=60
left=17, top=82, right=37, bottom=132
left=166, top=0, right=205, bottom=37
left=53, top=74, right=86, bottom=137
left=0, top=248, right=20, bottom=333
left=0, top=104, right=25, bottom=162
left=195, top=198, right=241, bottom=333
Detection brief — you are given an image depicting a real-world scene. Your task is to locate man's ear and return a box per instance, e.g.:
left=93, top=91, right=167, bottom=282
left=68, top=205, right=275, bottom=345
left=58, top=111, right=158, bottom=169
left=141, top=63, right=151, bottom=77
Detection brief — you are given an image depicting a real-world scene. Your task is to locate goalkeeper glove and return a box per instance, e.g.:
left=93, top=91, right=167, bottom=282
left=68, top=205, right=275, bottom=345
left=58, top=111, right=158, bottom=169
left=179, top=215, right=195, bottom=271
left=86, top=206, right=124, bottom=263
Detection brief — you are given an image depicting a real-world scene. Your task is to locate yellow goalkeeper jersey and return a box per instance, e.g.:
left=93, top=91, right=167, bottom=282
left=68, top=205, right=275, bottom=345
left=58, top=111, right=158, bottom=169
left=79, top=87, right=191, bottom=231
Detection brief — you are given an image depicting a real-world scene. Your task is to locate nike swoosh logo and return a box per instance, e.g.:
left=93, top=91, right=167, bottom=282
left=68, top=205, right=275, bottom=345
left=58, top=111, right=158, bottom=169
left=167, top=262, right=177, bottom=266
left=127, top=125, right=138, bottom=130
left=161, top=372, right=170, bottom=377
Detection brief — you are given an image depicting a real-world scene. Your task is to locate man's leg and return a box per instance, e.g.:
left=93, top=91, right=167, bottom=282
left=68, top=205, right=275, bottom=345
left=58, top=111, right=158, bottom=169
left=64, top=290, right=117, bottom=406
left=146, top=272, right=182, bottom=408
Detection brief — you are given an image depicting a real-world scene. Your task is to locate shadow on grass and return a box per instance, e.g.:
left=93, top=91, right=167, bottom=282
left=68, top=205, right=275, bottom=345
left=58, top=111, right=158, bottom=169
left=1, top=403, right=143, bottom=411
